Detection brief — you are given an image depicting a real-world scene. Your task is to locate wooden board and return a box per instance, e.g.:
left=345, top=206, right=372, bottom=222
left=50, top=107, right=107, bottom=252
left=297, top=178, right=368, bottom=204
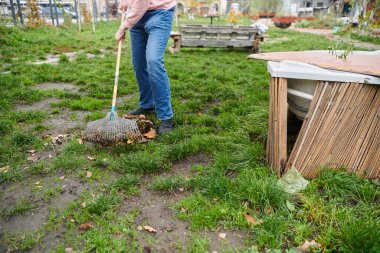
left=248, top=51, right=380, bottom=77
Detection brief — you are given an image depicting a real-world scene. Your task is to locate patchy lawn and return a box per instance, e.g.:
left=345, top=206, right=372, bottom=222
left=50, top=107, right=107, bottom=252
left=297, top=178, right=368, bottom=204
left=0, top=18, right=379, bottom=252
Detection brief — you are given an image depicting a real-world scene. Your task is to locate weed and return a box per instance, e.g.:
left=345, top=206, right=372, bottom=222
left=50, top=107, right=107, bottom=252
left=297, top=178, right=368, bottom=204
left=151, top=175, right=188, bottom=192
left=2, top=199, right=38, bottom=218
left=86, top=192, right=120, bottom=216
left=111, top=173, right=140, bottom=195
left=186, top=234, right=210, bottom=253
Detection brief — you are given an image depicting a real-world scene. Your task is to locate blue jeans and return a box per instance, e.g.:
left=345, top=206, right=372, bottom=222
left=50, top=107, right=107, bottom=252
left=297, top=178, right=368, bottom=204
left=130, top=7, right=175, bottom=120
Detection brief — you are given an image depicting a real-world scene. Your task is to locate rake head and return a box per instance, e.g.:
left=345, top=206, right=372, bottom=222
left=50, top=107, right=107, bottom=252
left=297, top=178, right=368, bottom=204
left=83, top=112, right=142, bottom=145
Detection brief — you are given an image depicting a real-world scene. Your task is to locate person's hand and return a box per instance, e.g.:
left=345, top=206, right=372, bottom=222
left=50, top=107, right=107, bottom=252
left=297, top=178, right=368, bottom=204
left=115, top=27, right=127, bottom=41
left=118, top=0, right=128, bottom=12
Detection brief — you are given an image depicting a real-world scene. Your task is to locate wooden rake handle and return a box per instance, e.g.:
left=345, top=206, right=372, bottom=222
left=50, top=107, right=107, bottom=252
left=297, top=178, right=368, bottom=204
left=111, top=12, right=126, bottom=113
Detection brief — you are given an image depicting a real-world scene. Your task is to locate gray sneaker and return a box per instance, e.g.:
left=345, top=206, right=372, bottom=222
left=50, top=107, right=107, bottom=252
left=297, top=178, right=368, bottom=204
left=128, top=107, right=155, bottom=116
left=158, top=119, right=173, bottom=134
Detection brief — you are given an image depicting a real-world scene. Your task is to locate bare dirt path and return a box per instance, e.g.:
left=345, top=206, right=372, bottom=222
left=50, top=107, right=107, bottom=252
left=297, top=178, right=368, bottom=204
left=290, top=27, right=380, bottom=50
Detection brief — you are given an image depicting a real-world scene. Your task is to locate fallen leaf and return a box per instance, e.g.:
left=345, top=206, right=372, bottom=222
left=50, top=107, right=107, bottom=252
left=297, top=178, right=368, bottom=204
left=35, top=181, right=40, bottom=185
left=143, top=129, right=156, bottom=139
left=178, top=188, right=184, bottom=192
left=87, top=156, right=95, bottom=161
left=137, top=225, right=143, bottom=231
left=180, top=208, right=187, bottom=213
left=243, top=213, right=263, bottom=225
left=218, top=233, right=226, bottom=239
left=86, top=171, right=93, bottom=178
left=59, top=176, right=65, bottom=180
left=0, top=165, right=10, bottom=173
left=65, top=248, right=74, bottom=252
left=27, top=156, right=36, bottom=162
left=286, top=200, right=296, bottom=211
left=79, top=223, right=94, bottom=230
left=77, top=139, right=83, bottom=145
left=127, top=138, right=134, bottom=144
left=298, top=240, right=321, bottom=252
left=143, top=225, right=157, bottom=233
left=48, top=154, right=53, bottom=158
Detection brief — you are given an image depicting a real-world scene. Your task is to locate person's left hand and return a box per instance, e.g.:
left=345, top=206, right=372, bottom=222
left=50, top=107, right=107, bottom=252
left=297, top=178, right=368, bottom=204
left=115, top=27, right=127, bottom=41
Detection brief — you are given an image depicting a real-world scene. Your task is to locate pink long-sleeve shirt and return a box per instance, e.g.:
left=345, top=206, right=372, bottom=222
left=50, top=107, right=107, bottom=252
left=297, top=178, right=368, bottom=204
left=121, top=0, right=176, bottom=30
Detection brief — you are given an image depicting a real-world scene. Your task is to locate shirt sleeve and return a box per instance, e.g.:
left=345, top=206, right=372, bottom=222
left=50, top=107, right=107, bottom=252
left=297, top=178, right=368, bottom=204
left=121, top=0, right=150, bottom=30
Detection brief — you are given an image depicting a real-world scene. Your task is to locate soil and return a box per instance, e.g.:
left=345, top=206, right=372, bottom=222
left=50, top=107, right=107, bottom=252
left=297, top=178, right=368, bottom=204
left=120, top=153, right=246, bottom=252
left=289, top=27, right=380, bottom=50
left=0, top=151, right=246, bottom=252
left=30, top=82, right=81, bottom=92
left=31, top=51, right=106, bottom=65
left=0, top=176, right=87, bottom=234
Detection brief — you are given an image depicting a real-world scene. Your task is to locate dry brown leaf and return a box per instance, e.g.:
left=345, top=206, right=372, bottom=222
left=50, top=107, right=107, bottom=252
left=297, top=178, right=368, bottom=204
left=79, top=223, right=94, bottom=230
left=0, top=165, right=10, bottom=173
left=77, top=139, right=83, bottom=145
left=298, top=240, right=321, bottom=252
left=218, top=233, right=227, bottom=239
left=86, top=171, right=93, bottom=178
left=87, top=156, right=95, bottom=161
left=178, top=188, right=184, bottom=192
left=143, top=129, right=156, bottom=139
left=243, top=213, right=263, bottom=225
left=59, top=176, right=65, bottom=180
left=27, top=156, right=36, bottom=162
left=143, top=225, right=157, bottom=233
left=127, top=139, right=134, bottom=144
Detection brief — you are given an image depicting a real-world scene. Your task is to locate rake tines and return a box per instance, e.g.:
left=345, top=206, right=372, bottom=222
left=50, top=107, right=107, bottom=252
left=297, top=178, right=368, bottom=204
left=83, top=113, right=142, bottom=145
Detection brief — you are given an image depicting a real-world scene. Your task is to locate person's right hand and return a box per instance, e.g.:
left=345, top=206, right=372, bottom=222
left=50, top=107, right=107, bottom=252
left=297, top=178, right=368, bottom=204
left=118, top=0, right=128, bottom=12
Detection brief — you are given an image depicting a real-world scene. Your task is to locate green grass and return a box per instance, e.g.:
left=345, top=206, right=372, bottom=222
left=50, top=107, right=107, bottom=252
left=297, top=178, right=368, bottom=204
left=2, top=199, right=38, bottom=218
left=0, top=17, right=379, bottom=252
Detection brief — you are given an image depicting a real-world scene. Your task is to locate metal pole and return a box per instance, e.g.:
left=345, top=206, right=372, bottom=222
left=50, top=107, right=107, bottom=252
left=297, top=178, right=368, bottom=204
left=74, top=0, right=79, bottom=25
left=105, top=0, right=109, bottom=21
left=94, top=0, right=98, bottom=22
left=91, top=0, right=96, bottom=32
left=49, top=0, right=55, bottom=25
left=53, top=0, right=59, bottom=25
left=15, top=0, right=24, bottom=25
left=77, top=0, right=82, bottom=31
left=9, top=0, right=17, bottom=26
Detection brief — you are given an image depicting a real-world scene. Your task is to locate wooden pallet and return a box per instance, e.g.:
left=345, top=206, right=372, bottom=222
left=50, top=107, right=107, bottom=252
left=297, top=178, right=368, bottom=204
left=169, top=25, right=263, bottom=53
left=267, top=79, right=380, bottom=179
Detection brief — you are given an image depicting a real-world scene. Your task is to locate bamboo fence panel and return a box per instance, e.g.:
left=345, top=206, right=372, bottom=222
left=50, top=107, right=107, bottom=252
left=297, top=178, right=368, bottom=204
left=281, top=81, right=380, bottom=179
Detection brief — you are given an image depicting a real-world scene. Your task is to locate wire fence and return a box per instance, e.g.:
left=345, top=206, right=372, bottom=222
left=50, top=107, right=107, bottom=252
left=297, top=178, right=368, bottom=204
left=0, top=0, right=121, bottom=30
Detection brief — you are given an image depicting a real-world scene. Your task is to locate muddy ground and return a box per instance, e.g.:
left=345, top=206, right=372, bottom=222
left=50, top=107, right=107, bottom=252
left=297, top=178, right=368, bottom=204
left=0, top=83, right=247, bottom=252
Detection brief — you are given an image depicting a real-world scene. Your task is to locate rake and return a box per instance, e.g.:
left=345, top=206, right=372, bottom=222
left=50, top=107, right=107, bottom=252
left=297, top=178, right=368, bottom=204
left=83, top=13, right=142, bottom=144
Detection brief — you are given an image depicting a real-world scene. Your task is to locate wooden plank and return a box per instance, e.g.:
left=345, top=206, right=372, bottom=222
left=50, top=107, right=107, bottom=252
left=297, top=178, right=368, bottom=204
left=248, top=51, right=380, bottom=77
left=181, top=40, right=254, bottom=47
